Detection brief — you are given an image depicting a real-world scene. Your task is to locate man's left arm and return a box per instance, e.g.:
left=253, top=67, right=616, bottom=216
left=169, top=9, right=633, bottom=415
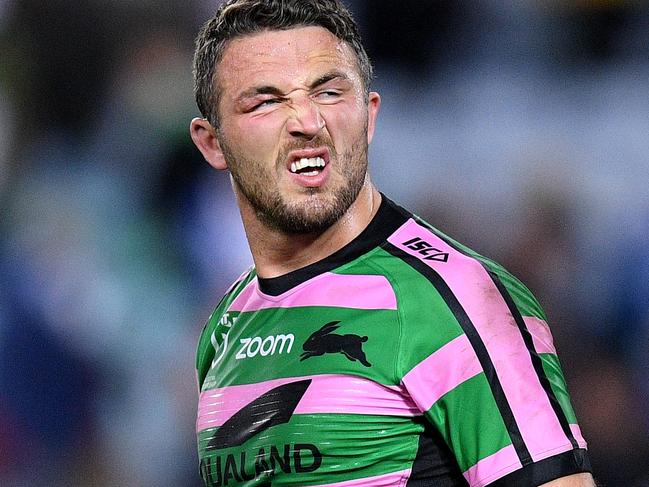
left=541, top=472, right=596, bottom=486
left=390, top=221, right=593, bottom=485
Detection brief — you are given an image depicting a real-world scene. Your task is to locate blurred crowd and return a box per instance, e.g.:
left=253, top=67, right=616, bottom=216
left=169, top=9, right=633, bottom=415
left=1, top=1, right=648, bottom=485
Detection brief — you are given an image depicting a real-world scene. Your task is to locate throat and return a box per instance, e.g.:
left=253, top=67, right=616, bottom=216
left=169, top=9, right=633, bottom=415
left=250, top=226, right=340, bottom=279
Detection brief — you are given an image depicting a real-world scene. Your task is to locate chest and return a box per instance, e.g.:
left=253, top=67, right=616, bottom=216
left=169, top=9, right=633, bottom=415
left=202, top=304, right=400, bottom=389
left=197, top=304, right=423, bottom=486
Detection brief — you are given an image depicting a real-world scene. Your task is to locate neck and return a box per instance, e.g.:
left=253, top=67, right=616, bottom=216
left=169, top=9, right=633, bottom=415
left=238, top=180, right=381, bottom=279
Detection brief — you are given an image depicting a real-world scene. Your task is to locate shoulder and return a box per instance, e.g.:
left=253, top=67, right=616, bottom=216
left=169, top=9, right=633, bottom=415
left=195, top=267, right=256, bottom=387
left=372, top=201, right=552, bottom=374
left=377, top=201, right=545, bottom=322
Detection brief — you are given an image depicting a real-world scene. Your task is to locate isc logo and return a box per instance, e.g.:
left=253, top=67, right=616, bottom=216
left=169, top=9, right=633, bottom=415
left=402, top=237, right=449, bottom=262
left=235, top=333, right=295, bottom=359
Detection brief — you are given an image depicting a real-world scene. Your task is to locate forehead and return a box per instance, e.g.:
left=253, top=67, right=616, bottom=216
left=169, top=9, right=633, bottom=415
left=217, top=26, right=360, bottom=94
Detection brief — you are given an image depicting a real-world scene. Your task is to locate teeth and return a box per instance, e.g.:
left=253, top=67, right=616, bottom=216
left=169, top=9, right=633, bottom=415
left=290, top=157, right=325, bottom=173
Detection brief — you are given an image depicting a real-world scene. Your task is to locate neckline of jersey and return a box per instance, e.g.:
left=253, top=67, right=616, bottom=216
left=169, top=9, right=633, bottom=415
left=256, top=193, right=409, bottom=296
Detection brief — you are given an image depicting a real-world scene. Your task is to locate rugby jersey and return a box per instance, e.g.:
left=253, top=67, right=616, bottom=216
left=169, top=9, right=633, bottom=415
left=196, top=195, right=591, bottom=486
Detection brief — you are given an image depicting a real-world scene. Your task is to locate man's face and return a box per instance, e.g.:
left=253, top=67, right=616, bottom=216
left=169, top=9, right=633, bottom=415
left=214, top=26, right=379, bottom=234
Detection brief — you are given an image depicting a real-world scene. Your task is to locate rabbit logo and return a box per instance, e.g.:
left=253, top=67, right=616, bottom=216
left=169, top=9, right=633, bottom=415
left=300, top=321, right=371, bottom=367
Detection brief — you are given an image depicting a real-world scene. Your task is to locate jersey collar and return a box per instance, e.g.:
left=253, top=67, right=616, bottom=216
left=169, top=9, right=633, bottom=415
left=257, top=194, right=409, bottom=296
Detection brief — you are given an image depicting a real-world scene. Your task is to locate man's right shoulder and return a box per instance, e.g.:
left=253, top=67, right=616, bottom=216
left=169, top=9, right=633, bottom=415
left=195, top=267, right=256, bottom=385
left=204, top=266, right=256, bottom=329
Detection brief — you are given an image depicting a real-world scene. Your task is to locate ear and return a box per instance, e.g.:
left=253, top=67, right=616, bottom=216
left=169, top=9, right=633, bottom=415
left=366, top=91, right=381, bottom=145
left=316, top=321, right=341, bottom=336
left=189, top=117, right=228, bottom=170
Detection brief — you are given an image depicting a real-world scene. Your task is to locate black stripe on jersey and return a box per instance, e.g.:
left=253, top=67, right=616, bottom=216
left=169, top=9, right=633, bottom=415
left=406, top=417, right=467, bottom=487
left=488, top=271, right=580, bottom=451
left=489, top=448, right=591, bottom=486
left=410, top=215, right=581, bottom=452
left=381, top=243, right=533, bottom=466
left=207, top=379, right=312, bottom=450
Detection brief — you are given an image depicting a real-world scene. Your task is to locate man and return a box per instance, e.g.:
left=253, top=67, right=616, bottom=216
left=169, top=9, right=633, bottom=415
left=189, top=1, right=595, bottom=485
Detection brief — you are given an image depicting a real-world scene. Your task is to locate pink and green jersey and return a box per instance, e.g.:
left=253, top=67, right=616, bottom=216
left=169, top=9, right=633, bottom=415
left=196, top=195, right=591, bottom=486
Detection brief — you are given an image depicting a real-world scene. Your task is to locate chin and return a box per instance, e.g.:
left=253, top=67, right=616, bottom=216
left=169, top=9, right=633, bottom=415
left=265, top=194, right=348, bottom=235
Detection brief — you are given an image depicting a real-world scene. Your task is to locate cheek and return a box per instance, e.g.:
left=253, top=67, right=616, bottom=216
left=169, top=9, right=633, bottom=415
left=323, top=107, right=367, bottom=149
left=226, top=115, right=284, bottom=159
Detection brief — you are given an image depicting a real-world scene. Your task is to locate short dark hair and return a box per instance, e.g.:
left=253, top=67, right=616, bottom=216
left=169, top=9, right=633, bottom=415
left=193, top=0, right=373, bottom=127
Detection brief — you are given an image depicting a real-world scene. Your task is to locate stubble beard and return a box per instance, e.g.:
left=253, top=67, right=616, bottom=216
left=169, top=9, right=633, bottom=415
left=221, top=135, right=369, bottom=235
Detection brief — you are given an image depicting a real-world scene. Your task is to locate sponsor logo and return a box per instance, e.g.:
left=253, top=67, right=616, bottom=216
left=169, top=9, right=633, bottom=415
left=200, top=443, right=321, bottom=487
left=235, top=333, right=295, bottom=360
left=402, top=237, right=449, bottom=262
left=300, top=321, right=371, bottom=367
left=201, top=380, right=320, bottom=486
left=210, top=313, right=237, bottom=369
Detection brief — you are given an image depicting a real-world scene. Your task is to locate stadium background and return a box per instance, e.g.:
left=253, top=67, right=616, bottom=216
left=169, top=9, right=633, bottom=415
left=1, top=0, right=648, bottom=485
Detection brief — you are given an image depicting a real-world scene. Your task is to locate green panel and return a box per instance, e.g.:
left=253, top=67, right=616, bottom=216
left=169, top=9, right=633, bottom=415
left=413, top=217, right=546, bottom=320
left=339, top=247, right=466, bottom=377
left=426, top=374, right=512, bottom=472
left=202, top=305, right=401, bottom=389
left=540, top=353, right=578, bottom=424
left=330, top=246, right=390, bottom=276
left=197, top=271, right=256, bottom=388
left=482, top=262, right=547, bottom=320
left=198, top=413, right=421, bottom=486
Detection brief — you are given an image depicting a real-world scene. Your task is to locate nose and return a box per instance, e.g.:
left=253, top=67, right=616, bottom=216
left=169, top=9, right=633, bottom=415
left=286, top=96, right=325, bottom=139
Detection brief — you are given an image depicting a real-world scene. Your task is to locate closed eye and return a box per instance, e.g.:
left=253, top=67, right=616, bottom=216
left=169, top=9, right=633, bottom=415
left=314, top=90, right=342, bottom=102
left=252, top=98, right=282, bottom=110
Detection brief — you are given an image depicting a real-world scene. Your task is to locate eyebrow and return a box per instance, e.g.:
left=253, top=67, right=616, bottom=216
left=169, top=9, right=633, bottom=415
left=235, top=85, right=284, bottom=104
left=235, top=71, right=351, bottom=103
left=309, top=71, right=350, bottom=89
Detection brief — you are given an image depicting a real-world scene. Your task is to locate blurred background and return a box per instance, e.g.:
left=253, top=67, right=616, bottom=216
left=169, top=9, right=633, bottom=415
left=1, top=0, right=647, bottom=485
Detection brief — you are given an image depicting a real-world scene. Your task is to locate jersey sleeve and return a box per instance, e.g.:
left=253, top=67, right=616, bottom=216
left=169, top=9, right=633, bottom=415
left=196, top=268, right=255, bottom=391
left=386, top=222, right=592, bottom=486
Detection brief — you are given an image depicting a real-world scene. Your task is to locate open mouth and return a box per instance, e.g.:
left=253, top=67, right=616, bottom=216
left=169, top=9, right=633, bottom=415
left=289, top=156, right=326, bottom=177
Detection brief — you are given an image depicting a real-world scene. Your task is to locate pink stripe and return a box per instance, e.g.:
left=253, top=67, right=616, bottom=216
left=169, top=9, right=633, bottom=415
left=570, top=423, right=588, bottom=449
left=463, top=445, right=521, bottom=487
left=293, top=374, right=419, bottom=416
left=229, top=273, right=397, bottom=312
left=402, top=334, right=483, bottom=412
left=226, top=267, right=254, bottom=294
left=388, top=220, right=571, bottom=462
left=312, top=468, right=411, bottom=487
left=197, top=374, right=419, bottom=433
left=524, top=316, right=556, bottom=354
left=197, top=376, right=294, bottom=432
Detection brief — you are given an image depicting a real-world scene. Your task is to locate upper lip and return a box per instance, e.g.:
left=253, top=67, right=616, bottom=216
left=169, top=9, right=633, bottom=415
left=286, top=147, right=330, bottom=170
